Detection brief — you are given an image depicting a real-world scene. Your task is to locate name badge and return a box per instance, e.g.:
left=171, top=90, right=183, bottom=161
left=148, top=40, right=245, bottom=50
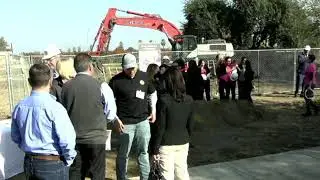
left=136, top=90, right=145, bottom=99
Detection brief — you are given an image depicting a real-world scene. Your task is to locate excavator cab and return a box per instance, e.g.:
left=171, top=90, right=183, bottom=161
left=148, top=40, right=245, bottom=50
left=171, top=35, right=197, bottom=60
left=173, top=35, right=197, bottom=51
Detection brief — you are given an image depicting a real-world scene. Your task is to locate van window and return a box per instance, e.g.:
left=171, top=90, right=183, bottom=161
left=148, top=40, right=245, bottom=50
left=209, top=45, right=226, bottom=51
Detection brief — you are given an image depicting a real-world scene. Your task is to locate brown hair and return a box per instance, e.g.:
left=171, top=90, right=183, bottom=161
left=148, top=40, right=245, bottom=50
left=163, top=67, right=186, bottom=102
left=28, top=63, right=52, bottom=88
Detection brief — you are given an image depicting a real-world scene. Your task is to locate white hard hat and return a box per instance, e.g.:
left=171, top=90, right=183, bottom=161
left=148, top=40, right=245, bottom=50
left=304, top=45, right=311, bottom=51
left=230, top=69, right=238, bottom=81
left=162, top=56, right=170, bottom=60
left=42, top=44, right=61, bottom=60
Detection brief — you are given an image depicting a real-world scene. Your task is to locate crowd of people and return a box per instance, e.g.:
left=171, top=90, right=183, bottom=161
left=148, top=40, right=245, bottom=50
left=9, top=43, right=318, bottom=180
left=215, top=55, right=254, bottom=103
left=295, top=45, right=319, bottom=116
left=10, top=45, right=194, bottom=180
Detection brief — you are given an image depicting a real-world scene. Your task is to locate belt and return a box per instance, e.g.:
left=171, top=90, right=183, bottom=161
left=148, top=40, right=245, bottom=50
left=26, top=153, right=62, bottom=161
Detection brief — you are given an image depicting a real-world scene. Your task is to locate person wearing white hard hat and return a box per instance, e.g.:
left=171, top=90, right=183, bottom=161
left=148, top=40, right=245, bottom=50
left=109, top=53, right=157, bottom=180
left=295, top=45, right=311, bottom=97
left=42, top=44, right=63, bottom=102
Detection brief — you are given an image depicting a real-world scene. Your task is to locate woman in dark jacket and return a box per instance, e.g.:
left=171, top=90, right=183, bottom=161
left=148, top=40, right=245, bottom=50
left=198, top=59, right=211, bottom=101
left=186, top=60, right=204, bottom=100
left=151, top=67, right=194, bottom=180
left=243, top=60, right=254, bottom=103
left=216, top=58, right=227, bottom=100
left=237, top=57, right=247, bottom=100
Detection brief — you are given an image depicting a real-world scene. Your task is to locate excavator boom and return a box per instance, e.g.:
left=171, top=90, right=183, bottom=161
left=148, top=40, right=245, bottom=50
left=90, top=8, right=188, bottom=56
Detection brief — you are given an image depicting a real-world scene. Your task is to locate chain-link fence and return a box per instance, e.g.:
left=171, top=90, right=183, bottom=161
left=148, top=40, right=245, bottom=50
left=0, top=48, right=319, bottom=119
left=0, top=53, right=11, bottom=119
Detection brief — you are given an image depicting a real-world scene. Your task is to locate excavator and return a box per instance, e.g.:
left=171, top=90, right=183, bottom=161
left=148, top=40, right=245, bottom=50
left=89, top=8, right=198, bottom=58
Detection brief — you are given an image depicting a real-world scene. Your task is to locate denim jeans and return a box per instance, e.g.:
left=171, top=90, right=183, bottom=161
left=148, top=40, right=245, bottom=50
left=24, top=155, right=69, bottom=180
left=295, top=74, right=305, bottom=95
left=116, top=120, right=151, bottom=180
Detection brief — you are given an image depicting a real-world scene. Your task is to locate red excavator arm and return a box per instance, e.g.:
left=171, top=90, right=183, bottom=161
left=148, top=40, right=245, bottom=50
left=90, top=8, right=184, bottom=56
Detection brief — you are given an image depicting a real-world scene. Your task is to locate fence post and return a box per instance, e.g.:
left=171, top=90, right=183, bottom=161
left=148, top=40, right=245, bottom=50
left=5, top=53, right=13, bottom=115
left=257, top=50, right=260, bottom=94
left=293, top=49, right=297, bottom=93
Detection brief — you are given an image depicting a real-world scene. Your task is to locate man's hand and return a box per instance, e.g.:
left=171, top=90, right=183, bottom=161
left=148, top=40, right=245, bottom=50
left=114, top=119, right=125, bottom=134
left=148, top=112, right=156, bottom=123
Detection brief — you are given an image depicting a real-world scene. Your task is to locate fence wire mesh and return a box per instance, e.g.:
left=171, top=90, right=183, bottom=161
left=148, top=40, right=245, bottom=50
left=0, top=48, right=320, bottom=119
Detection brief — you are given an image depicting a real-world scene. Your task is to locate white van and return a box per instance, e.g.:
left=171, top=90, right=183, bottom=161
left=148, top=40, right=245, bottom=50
left=187, top=39, right=234, bottom=60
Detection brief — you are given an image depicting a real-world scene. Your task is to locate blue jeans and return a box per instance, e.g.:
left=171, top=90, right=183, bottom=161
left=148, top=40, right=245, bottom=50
left=24, top=155, right=69, bottom=180
left=116, top=120, right=151, bottom=180
left=295, top=74, right=305, bottom=95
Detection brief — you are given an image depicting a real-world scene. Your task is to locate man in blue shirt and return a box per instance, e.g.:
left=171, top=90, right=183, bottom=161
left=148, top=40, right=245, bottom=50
left=11, top=63, right=77, bottom=180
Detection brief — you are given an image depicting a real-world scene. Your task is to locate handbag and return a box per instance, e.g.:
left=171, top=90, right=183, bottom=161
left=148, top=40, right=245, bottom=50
left=305, top=86, right=315, bottom=100
left=148, top=160, right=163, bottom=180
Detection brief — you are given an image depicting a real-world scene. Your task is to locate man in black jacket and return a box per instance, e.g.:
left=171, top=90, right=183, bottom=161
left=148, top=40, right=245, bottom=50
left=42, top=44, right=63, bottom=102
left=295, top=45, right=311, bottom=97
left=61, top=53, right=117, bottom=180
left=110, top=53, right=157, bottom=180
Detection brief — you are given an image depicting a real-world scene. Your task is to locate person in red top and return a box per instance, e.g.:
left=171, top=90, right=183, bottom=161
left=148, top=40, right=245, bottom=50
left=225, top=57, right=237, bottom=100
left=198, top=59, right=211, bottom=101
left=302, top=54, right=318, bottom=116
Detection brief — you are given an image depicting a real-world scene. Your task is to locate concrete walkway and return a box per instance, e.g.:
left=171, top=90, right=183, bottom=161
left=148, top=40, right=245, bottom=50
left=10, top=147, right=320, bottom=180
left=188, top=146, right=320, bottom=180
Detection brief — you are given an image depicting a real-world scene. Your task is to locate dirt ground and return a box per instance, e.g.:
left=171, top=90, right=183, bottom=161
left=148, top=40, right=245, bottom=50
left=105, top=93, right=320, bottom=179
left=188, top=95, right=320, bottom=166
left=9, top=93, right=320, bottom=180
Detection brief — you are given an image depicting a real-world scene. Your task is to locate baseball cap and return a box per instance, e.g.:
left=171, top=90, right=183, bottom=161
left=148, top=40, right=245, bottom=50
left=42, top=44, right=61, bottom=60
left=122, top=53, right=137, bottom=70
left=304, top=45, right=311, bottom=51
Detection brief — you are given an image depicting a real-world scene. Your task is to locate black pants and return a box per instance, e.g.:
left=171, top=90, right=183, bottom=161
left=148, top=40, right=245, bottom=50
left=69, top=144, right=106, bottom=180
left=226, top=81, right=236, bottom=100
left=245, top=87, right=253, bottom=103
left=304, top=85, right=318, bottom=114
left=218, top=80, right=226, bottom=100
left=238, top=81, right=253, bottom=103
left=204, top=80, right=211, bottom=101
left=238, top=81, right=246, bottom=100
